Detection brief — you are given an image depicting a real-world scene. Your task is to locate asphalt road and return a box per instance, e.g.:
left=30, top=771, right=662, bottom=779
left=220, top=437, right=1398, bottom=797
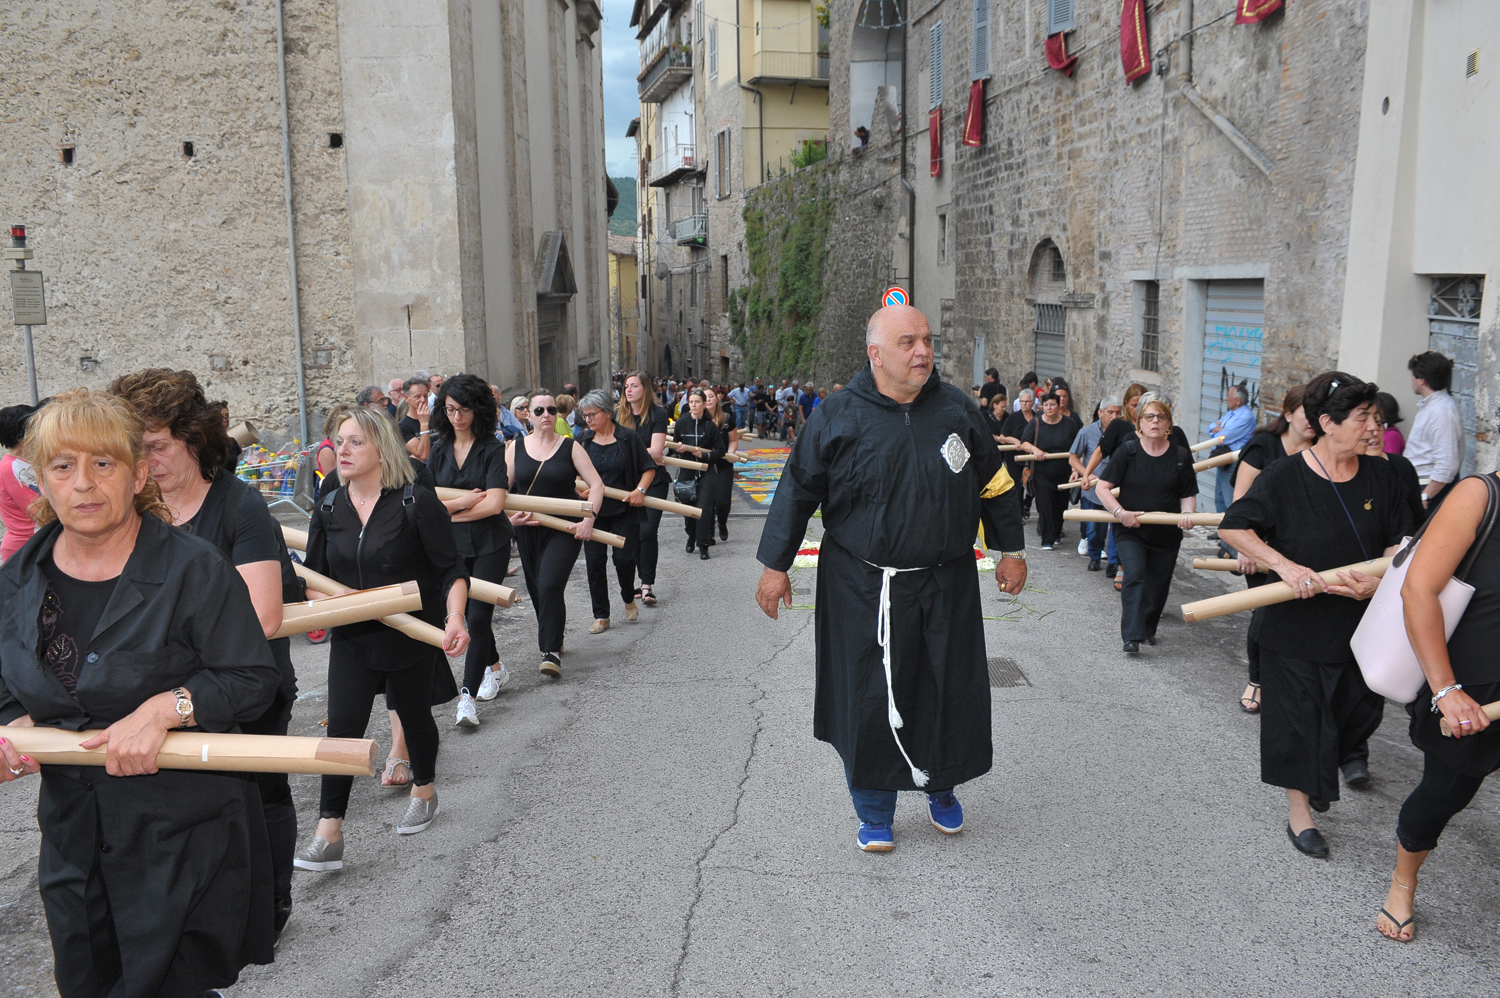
left=2, top=493, right=1497, bottom=996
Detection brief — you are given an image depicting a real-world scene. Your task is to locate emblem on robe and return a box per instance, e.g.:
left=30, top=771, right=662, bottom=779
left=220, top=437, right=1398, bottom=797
left=940, top=433, right=970, bottom=473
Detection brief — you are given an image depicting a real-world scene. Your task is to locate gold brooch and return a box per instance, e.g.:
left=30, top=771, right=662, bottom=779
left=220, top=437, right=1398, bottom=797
left=1364, top=499, right=1373, bottom=510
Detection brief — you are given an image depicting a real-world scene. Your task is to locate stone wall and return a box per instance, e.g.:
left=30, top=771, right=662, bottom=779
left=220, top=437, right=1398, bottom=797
left=0, top=0, right=356, bottom=446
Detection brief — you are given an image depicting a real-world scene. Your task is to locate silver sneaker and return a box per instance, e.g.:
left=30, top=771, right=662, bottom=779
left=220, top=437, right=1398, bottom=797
left=396, top=793, right=439, bottom=835
left=292, top=835, right=344, bottom=872
left=455, top=692, right=479, bottom=728
left=476, top=664, right=510, bottom=701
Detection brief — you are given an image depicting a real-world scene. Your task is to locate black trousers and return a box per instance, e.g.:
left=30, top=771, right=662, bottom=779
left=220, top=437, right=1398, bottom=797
left=1259, top=651, right=1383, bottom=802
left=586, top=512, right=640, bottom=619
left=636, top=478, right=669, bottom=586
left=241, top=687, right=296, bottom=905
left=709, top=462, right=733, bottom=532
left=459, top=549, right=509, bottom=693
left=1033, top=474, right=1069, bottom=545
left=1397, top=751, right=1488, bottom=852
left=516, top=522, right=582, bottom=654
left=321, top=656, right=439, bottom=817
left=681, top=468, right=720, bottom=548
left=1114, top=531, right=1180, bottom=642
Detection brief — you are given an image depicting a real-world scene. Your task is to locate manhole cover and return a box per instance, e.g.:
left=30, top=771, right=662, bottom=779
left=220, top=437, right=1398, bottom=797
left=987, top=656, right=1030, bottom=688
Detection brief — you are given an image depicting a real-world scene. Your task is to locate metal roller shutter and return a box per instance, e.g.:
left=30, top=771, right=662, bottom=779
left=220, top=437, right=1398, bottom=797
left=1034, top=303, right=1066, bottom=382
left=1197, top=280, right=1264, bottom=510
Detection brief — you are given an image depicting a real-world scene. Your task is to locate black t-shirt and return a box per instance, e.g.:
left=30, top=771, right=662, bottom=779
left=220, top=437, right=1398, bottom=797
left=398, top=416, right=422, bottom=443
left=1099, top=419, right=1191, bottom=458
left=1230, top=431, right=1288, bottom=497
left=753, top=391, right=774, bottom=414
left=578, top=425, right=654, bottom=520
left=999, top=410, right=1033, bottom=440
left=1220, top=454, right=1412, bottom=661
left=980, top=382, right=1004, bottom=405
left=1387, top=452, right=1425, bottom=526
left=427, top=433, right=512, bottom=556
left=1100, top=440, right=1199, bottom=546
left=40, top=556, right=119, bottom=697
left=223, top=438, right=242, bottom=472
left=622, top=404, right=670, bottom=472
left=983, top=408, right=1007, bottom=439
left=1022, top=417, right=1079, bottom=480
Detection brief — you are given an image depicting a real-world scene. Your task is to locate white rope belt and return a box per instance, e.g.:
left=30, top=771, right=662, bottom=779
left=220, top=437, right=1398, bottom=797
left=862, top=557, right=935, bottom=788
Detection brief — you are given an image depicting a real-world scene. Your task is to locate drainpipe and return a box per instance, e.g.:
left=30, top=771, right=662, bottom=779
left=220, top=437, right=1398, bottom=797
left=900, top=15, right=913, bottom=301
left=274, top=0, right=311, bottom=445
left=1173, top=0, right=1274, bottom=176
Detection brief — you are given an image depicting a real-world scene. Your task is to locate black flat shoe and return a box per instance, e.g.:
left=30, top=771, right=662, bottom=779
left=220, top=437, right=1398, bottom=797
left=1287, top=824, right=1329, bottom=858
left=1144, top=637, right=1157, bottom=646
left=1343, top=759, right=1372, bottom=789
left=685, top=540, right=695, bottom=554
left=719, top=525, right=729, bottom=541
left=699, top=548, right=710, bottom=560
left=1088, top=559, right=1101, bottom=571
left=1310, top=797, right=1330, bottom=813
left=1124, top=641, right=1140, bottom=655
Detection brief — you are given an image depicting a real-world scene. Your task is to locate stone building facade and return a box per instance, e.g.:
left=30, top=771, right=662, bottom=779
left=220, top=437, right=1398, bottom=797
left=1, top=0, right=608, bottom=445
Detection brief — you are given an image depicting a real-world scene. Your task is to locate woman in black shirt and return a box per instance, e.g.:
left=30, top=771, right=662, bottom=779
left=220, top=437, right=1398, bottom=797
left=111, top=367, right=303, bottom=938
left=618, top=373, right=670, bottom=605
left=672, top=391, right=727, bottom=560
left=1021, top=392, right=1078, bottom=548
left=429, top=374, right=512, bottom=728
left=984, top=392, right=1009, bottom=442
left=1095, top=393, right=1199, bottom=654
left=575, top=390, right=654, bottom=633
left=1219, top=372, right=1412, bottom=859
left=299, top=406, right=470, bottom=869
left=507, top=390, right=606, bottom=678
left=701, top=387, right=740, bottom=542
left=999, top=390, right=1036, bottom=518
left=1228, top=384, right=1314, bottom=714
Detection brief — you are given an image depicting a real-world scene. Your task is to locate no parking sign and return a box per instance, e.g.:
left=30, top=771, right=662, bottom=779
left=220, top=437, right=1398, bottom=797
left=882, top=286, right=908, bottom=308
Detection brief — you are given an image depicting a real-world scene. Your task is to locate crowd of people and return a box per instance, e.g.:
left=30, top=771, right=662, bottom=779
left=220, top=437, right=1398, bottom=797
left=0, top=327, right=1492, bottom=995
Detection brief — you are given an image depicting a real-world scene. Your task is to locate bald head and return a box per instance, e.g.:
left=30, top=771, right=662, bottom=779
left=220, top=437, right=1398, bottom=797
left=866, top=304, right=929, bottom=347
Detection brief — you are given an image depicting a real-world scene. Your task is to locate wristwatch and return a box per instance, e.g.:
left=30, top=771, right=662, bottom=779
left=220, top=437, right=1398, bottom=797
left=171, top=687, right=194, bottom=728
left=1001, top=550, right=1026, bottom=561
left=635, top=486, right=646, bottom=493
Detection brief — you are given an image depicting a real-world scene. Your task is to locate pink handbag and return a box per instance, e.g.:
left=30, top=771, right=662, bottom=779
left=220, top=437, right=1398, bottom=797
left=1352, top=474, right=1498, bottom=702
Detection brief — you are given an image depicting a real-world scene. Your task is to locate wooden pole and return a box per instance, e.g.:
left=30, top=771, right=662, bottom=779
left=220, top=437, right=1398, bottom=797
left=1439, top=700, right=1500, bottom=737
left=524, top=511, right=626, bottom=548
left=574, top=479, right=701, bottom=517
left=432, top=487, right=592, bottom=518
left=1013, top=452, right=1072, bottom=463
left=3, top=727, right=379, bottom=777
left=293, top=564, right=448, bottom=646
left=1191, top=557, right=1268, bottom=574
left=1063, top=509, right=1223, bottom=526
left=1192, top=449, right=1240, bottom=472
left=275, top=583, right=423, bottom=638
left=997, top=444, right=1022, bottom=452
left=1180, top=557, right=1392, bottom=622
left=666, top=442, right=747, bottom=463
left=283, top=524, right=308, bottom=551
left=1058, top=480, right=1120, bottom=495
left=1189, top=435, right=1226, bottom=454
left=663, top=454, right=709, bottom=471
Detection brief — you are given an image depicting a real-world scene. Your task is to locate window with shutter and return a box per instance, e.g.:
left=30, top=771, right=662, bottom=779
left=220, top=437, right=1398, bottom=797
left=1046, top=0, right=1074, bottom=35
left=709, top=22, right=718, bottom=78
left=972, top=0, right=989, bottom=79
left=929, top=22, right=944, bottom=108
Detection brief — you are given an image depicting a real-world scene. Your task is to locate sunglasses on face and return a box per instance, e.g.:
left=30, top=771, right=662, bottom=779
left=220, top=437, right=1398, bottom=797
left=533, top=406, right=558, bottom=416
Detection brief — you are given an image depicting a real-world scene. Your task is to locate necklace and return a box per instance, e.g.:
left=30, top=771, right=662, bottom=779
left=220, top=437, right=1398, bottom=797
left=348, top=486, right=381, bottom=507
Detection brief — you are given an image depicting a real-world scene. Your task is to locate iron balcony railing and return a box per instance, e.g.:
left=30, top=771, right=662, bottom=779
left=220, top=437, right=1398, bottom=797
left=669, top=213, right=707, bottom=244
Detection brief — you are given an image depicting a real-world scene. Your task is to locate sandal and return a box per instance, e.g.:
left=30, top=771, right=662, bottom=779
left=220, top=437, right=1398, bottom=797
left=1113, top=574, right=1124, bottom=592
left=1240, top=683, right=1262, bottom=714
left=640, top=585, right=657, bottom=607
left=381, top=757, right=411, bottom=788
left=1377, top=907, right=1415, bottom=943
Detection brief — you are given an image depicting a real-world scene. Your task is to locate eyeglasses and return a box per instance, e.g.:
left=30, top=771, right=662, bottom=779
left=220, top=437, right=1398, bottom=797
left=444, top=406, right=470, bottom=418
left=583, top=409, right=607, bottom=420
left=1139, top=413, right=1168, bottom=422
left=533, top=406, right=558, bottom=416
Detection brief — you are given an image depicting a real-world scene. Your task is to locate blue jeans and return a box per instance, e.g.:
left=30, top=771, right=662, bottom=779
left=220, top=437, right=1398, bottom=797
left=734, top=405, right=748, bottom=430
left=845, top=767, right=951, bottom=824
left=1079, top=495, right=1108, bottom=559
left=1215, top=466, right=1234, bottom=513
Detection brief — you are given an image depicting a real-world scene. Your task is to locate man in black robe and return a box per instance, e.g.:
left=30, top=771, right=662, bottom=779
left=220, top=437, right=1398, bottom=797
left=755, top=305, right=1028, bottom=852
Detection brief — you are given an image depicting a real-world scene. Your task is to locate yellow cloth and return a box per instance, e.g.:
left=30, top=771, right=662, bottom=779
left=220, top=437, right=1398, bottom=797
left=978, top=465, right=1016, bottom=551
left=555, top=416, right=573, bottom=438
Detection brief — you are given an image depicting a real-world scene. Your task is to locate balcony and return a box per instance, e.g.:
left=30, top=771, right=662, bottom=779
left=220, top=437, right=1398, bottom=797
left=648, top=142, right=700, bottom=187
left=747, top=49, right=830, bottom=86
left=669, top=213, right=707, bottom=245
left=638, top=42, right=692, bottom=102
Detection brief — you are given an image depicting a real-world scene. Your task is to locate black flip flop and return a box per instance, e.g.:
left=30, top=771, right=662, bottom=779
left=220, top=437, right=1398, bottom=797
left=1378, top=908, right=1415, bottom=942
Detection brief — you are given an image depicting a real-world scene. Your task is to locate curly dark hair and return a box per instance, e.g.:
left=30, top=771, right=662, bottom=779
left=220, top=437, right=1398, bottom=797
left=1302, top=371, right=1379, bottom=439
left=431, top=373, right=499, bottom=440
left=0, top=403, right=39, bottom=449
left=107, top=368, right=229, bottom=479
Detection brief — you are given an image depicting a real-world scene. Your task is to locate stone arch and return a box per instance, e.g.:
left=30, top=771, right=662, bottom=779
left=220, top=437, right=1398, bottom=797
left=849, top=0, right=904, bottom=144
left=1028, top=239, right=1068, bottom=302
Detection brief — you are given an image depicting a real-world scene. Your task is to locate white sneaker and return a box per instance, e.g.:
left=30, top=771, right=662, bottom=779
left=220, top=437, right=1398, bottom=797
left=1077, top=538, right=1089, bottom=555
left=455, top=692, right=479, bottom=728
left=476, top=664, right=510, bottom=701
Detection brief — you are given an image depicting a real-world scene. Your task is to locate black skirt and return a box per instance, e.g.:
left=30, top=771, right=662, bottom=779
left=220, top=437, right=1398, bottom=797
left=1259, top=651, right=1384, bottom=801
left=1409, top=678, right=1500, bottom=779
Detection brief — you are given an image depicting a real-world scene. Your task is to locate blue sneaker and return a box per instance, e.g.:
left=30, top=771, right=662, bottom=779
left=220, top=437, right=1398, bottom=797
left=857, top=821, right=894, bottom=852
left=927, top=791, right=964, bottom=834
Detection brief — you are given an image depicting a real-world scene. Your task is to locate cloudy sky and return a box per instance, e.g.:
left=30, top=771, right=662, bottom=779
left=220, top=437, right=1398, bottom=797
left=601, top=0, right=640, bottom=177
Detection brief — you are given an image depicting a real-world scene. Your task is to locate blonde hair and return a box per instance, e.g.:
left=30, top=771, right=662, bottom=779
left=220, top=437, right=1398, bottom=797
left=1122, top=383, right=1148, bottom=425
left=24, top=388, right=171, bottom=526
left=1136, top=391, right=1173, bottom=426
left=336, top=407, right=416, bottom=491
left=617, top=372, right=659, bottom=429
left=555, top=394, right=575, bottom=417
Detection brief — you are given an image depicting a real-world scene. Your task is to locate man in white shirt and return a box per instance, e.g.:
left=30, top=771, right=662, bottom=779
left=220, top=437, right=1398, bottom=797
left=1405, top=350, right=1466, bottom=512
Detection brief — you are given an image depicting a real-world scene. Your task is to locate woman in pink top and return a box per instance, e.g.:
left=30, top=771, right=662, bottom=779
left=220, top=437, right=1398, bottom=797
left=0, top=403, right=41, bottom=560
left=1376, top=391, right=1406, bottom=455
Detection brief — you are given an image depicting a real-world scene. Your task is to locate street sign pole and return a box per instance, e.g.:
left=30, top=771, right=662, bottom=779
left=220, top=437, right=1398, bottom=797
left=7, top=224, right=45, bottom=405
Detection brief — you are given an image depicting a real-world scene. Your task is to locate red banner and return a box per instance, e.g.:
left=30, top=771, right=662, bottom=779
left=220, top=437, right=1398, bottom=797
left=1235, top=0, right=1282, bottom=24
left=962, top=80, right=984, bottom=147
left=1045, top=33, right=1078, bottom=77
left=930, top=107, right=942, bottom=177
left=1120, top=0, right=1151, bottom=84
